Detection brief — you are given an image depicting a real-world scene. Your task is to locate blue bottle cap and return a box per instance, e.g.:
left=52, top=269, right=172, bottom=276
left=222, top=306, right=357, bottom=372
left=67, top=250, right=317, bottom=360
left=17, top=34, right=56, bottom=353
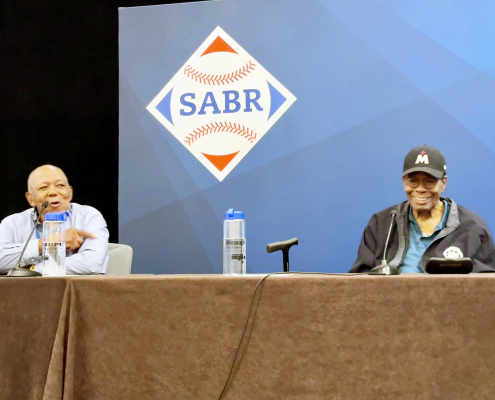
left=45, top=212, right=68, bottom=221
left=225, top=209, right=244, bottom=220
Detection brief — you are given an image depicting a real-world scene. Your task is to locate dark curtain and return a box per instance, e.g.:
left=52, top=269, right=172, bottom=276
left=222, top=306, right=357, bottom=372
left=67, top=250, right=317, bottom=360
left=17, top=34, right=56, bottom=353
left=0, top=0, right=205, bottom=242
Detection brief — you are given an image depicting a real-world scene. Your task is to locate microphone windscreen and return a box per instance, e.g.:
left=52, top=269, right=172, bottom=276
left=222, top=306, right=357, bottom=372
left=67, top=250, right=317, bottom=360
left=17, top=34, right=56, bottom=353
left=42, top=201, right=49, bottom=209
left=391, top=210, right=397, bottom=217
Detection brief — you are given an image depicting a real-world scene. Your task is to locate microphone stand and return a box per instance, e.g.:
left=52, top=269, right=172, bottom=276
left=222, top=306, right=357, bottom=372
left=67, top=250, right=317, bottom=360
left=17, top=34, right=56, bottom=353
left=7, top=202, right=48, bottom=277
left=368, top=210, right=400, bottom=276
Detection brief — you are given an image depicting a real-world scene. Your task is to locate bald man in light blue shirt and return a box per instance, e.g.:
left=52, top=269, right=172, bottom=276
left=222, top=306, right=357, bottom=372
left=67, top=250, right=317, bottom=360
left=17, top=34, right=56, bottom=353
left=0, top=165, right=108, bottom=275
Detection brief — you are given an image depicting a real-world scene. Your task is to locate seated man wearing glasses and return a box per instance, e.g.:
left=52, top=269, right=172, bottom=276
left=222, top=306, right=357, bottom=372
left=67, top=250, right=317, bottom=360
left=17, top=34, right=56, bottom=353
left=350, top=145, right=495, bottom=273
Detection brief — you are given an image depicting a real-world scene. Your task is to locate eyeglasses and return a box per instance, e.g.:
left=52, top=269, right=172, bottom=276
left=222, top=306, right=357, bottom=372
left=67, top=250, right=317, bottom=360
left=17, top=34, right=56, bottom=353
left=404, top=176, right=440, bottom=189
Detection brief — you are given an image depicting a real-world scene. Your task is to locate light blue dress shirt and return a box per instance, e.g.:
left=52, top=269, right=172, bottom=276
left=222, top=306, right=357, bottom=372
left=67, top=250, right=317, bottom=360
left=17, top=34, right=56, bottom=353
left=0, top=203, right=109, bottom=275
left=399, top=201, right=450, bottom=273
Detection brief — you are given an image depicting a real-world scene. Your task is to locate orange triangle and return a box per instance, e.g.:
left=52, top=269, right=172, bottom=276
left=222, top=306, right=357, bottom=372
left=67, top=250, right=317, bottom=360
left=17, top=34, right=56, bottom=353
left=201, top=36, right=238, bottom=57
left=202, top=151, right=240, bottom=172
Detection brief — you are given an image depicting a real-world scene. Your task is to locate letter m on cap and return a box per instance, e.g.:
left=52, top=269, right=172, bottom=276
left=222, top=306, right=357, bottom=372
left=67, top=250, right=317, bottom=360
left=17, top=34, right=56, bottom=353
left=415, top=154, right=429, bottom=164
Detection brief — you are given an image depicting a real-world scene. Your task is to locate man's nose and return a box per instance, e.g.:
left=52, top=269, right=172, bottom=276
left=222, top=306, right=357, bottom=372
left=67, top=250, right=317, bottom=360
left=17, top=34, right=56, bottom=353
left=47, top=186, right=58, bottom=196
left=415, top=182, right=428, bottom=191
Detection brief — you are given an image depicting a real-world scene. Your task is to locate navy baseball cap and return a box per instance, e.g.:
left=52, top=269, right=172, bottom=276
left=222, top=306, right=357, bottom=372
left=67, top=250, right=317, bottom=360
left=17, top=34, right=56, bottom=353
left=402, top=145, right=447, bottom=179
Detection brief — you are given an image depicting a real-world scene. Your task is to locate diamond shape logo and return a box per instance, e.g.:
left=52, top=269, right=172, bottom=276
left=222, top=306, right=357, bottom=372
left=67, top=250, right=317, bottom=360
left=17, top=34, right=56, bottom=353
left=147, top=26, right=297, bottom=181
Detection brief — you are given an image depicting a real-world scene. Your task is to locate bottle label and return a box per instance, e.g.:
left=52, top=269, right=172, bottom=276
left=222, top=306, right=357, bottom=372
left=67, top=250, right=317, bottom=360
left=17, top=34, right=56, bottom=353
left=223, top=238, right=246, bottom=274
left=43, top=242, right=66, bottom=276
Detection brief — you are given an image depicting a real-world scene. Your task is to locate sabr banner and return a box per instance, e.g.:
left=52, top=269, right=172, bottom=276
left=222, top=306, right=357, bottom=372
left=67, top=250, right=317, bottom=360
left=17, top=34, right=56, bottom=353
left=120, top=0, right=495, bottom=274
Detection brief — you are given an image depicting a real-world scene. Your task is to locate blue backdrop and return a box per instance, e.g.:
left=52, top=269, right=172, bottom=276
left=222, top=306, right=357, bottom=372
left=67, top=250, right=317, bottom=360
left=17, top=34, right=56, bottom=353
left=119, top=0, right=495, bottom=274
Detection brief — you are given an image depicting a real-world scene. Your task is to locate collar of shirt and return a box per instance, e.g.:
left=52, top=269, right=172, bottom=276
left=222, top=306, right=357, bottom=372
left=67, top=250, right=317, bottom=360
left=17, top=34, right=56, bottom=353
left=408, top=201, right=450, bottom=234
left=399, top=200, right=450, bottom=273
left=31, top=204, right=73, bottom=235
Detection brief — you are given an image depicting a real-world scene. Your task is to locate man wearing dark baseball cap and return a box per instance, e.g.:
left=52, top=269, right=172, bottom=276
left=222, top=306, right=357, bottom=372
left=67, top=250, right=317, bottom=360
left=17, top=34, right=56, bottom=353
left=350, top=145, right=495, bottom=273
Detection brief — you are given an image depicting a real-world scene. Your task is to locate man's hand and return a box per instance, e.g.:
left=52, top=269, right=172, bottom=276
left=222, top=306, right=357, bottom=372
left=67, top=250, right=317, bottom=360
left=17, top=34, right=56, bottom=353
left=39, top=228, right=97, bottom=254
left=65, top=228, right=96, bottom=252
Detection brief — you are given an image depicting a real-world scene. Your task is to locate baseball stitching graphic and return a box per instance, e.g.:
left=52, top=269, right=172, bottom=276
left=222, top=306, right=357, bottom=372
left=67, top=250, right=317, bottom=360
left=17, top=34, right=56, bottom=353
left=184, top=122, right=257, bottom=146
left=184, top=61, right=256, bottom=85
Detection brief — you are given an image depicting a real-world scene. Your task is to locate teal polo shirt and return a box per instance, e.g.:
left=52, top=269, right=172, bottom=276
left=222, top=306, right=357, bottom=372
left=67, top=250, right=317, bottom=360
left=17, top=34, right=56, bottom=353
left=399, top=201, right=450, bottom=273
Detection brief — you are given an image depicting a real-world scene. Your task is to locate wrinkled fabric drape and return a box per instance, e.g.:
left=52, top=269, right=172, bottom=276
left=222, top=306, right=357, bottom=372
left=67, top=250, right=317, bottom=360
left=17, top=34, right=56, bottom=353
left=3, top=275, right=495, bottom=400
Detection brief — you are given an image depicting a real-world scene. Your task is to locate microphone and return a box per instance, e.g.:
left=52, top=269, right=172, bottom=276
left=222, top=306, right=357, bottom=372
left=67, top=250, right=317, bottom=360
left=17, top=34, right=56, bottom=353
left=7, top=201, right=49, bottom=277
left=267, top=237, right=298, bottom=272
left=368, top=210, right=400, bottom=275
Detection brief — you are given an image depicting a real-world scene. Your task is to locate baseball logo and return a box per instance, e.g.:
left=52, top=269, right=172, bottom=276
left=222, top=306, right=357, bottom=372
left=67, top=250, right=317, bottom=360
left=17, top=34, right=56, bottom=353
left=147, top=26, right=296, bottom=181
left=443, top=246, right=463, bottom=259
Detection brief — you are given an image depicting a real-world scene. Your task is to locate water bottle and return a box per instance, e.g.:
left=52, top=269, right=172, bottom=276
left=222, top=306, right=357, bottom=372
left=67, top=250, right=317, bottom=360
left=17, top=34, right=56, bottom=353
left=223, top=209, right=246, bottom=275
left=43, top=212, right=67, bottom=276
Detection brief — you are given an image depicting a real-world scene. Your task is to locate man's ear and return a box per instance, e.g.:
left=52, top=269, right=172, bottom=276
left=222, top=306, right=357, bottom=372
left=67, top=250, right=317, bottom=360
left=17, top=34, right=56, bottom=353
left=68, top=186, right=73, bottom=202
left=25, top=191, right=35, bottom=207
left=442, top=176, right=448, bottom=192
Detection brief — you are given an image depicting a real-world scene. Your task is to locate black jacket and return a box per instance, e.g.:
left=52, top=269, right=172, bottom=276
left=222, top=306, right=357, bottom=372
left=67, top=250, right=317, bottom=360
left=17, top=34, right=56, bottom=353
left=350, top=197, right=495, bottom=273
